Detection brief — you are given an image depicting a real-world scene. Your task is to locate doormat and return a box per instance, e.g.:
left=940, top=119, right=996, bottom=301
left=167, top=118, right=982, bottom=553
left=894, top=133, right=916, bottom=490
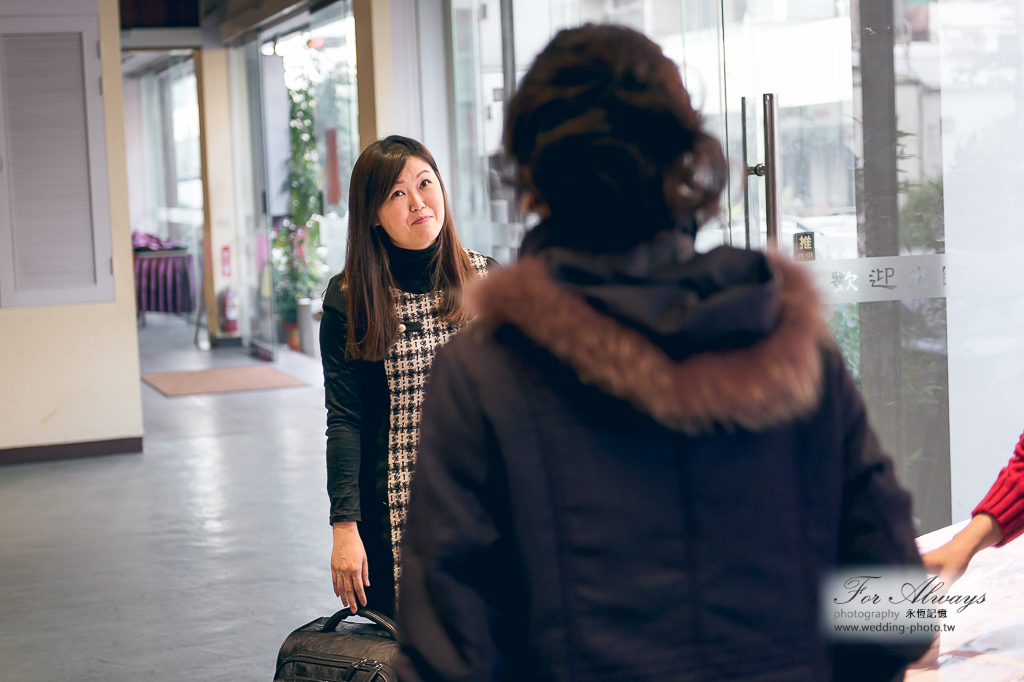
left=141, top=365, right=308, bottom=397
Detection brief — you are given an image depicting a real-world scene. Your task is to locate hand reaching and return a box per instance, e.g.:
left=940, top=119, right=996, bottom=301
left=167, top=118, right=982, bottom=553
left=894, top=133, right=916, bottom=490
left=921, top=541, right=973, bottom=588
left=921, top=513, right=1002, bottom=588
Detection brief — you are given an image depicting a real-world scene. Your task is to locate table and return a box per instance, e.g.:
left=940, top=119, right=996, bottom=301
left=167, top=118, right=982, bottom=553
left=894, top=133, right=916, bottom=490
left=133, top=250, right=196, bottom=318
left=906, top=522, right=1024, bottom=680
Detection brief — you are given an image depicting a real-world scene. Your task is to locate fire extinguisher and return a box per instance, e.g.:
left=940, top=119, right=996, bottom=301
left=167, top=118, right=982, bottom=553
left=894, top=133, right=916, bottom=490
left=220, top=287, right=239, bottom=333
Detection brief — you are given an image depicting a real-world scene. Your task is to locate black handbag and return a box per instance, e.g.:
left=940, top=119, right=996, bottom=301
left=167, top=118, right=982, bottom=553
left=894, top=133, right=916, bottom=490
left=274, top=607, right=399, bottom=681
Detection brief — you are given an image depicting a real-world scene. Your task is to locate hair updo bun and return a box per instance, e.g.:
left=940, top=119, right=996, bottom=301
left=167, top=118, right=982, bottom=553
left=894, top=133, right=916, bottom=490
left=505, top=24, right=727, bottom=252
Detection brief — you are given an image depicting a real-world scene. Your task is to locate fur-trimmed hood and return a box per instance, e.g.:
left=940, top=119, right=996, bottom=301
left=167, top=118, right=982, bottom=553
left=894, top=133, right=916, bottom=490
left=469, top=247, right=830, bottom=435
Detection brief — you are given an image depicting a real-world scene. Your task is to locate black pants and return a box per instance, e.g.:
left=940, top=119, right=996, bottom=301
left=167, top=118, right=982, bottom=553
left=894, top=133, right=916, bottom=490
left=358, top=511, right=396, bottom=618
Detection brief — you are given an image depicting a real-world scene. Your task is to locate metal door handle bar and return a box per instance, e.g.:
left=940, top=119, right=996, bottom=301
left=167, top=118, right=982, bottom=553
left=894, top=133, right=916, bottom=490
left=741, top=96, right=754, bottom=250
left=741, top=94, right=781, bottom=251
left=762, top=93, right=781, bottom=251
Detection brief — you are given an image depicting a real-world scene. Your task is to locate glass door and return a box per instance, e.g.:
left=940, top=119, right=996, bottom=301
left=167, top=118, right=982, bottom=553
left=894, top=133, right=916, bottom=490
left=662, top=0, right=1024, bottom=534
left=711, top=0, right=951, bottom=533
left=234, top=2, right=359, bottom=359
left=234, top=39, right=278, bottom=360
left=307, top=1, right=360, bottom=280
left=450, top=0, right=1024, bottom=534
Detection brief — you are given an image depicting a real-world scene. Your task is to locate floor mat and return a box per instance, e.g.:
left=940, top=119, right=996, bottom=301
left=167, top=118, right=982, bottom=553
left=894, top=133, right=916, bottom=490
left=141, top=365, right=308, bottom=397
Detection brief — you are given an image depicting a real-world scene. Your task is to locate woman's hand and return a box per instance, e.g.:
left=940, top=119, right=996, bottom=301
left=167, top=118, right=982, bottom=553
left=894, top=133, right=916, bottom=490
left=921, top=513, right=1003, bottom=587
left=331, top=522, right=369, bottom=613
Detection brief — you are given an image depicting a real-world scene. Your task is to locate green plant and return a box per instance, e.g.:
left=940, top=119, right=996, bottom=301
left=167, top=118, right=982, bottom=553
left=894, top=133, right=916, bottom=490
left=900, top=179, right=944, bottom=253
left=898, top=297, right=948, bottom=409
left=287, top=81, right=321, bottom=243
left=827, top=302, right=861, bottom=388
left=274, top=79, right=328, bottom=325
left=893, top=125, right=944, bottom=254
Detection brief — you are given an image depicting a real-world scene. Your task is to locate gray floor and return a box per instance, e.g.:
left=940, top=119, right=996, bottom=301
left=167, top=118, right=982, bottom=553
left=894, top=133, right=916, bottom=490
left=0, top=314, right=340, bottom=681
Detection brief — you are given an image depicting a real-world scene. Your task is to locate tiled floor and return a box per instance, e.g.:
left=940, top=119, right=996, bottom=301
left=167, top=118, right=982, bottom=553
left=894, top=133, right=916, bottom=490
left=0, top=314, right=341, bottom=681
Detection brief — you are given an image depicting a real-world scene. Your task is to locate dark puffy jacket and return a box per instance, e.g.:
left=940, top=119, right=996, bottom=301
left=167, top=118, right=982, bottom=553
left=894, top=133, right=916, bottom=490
left=396, top=238, right=928, bottom=682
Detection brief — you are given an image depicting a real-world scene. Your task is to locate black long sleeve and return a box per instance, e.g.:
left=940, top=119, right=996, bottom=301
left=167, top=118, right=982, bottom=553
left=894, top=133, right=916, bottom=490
left=321, top=276, right=387, bottom=525
left=830, top=344, right=932, bottom=681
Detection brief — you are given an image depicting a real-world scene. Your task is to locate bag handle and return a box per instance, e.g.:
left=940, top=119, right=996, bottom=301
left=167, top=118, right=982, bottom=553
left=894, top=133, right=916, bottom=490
left=322, top=607, right=398, bottom=641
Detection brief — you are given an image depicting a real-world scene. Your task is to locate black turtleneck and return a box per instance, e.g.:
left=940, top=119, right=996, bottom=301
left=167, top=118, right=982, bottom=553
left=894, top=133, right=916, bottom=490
left=380, top=229, right=438, bottom=294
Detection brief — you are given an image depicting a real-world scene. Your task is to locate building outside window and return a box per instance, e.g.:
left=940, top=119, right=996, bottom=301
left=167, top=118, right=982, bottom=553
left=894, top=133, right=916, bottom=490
left=447, top=0, right=1024, bottom=534
left=231, top=2, right=359, bottom=357
left=123, top=51, right=205, bottom=322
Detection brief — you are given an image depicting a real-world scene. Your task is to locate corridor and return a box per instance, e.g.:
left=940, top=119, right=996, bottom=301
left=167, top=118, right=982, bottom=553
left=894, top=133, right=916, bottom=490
left=0, top=315, right=337, bottom=681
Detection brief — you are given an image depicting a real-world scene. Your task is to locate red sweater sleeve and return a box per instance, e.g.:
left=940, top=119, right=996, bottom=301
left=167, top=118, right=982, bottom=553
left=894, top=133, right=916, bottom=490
left=973, top=431, right=1024, bottom=545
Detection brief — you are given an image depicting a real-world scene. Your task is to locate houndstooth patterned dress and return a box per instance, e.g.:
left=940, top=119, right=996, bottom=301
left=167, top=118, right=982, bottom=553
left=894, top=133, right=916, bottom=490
left=384, top=250, right=490, bottom=582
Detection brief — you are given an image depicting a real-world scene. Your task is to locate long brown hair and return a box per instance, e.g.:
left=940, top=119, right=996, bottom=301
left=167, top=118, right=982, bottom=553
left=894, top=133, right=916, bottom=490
left=342, top=136, right=475, bottom=361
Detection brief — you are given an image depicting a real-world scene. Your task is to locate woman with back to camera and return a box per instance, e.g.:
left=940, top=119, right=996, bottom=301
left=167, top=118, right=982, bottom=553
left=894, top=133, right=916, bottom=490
left=396, top=25, right=930, bottom=681
left=319, top=135, right=495, bottom=617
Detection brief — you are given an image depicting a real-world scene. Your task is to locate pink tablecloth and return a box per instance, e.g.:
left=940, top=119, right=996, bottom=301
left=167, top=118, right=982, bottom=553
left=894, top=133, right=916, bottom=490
left=133, top=252, right=196, bottom=314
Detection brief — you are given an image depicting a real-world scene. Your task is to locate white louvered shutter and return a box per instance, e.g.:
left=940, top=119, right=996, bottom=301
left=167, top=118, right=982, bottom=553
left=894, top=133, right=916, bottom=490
left=0, top=16, right=113, bottom=307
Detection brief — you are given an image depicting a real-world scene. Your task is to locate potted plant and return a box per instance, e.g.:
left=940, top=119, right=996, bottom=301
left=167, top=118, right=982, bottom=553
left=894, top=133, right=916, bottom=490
left=274, top=79, right=327, bottom=351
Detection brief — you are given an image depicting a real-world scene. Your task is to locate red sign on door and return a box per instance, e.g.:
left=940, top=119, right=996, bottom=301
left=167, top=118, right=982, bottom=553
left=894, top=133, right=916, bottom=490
left=221, top=245, right=231, bottom=277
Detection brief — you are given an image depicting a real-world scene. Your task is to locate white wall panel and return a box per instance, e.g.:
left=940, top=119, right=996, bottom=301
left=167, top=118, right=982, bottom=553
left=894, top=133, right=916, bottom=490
left=0, top=15, right=113, bottom=306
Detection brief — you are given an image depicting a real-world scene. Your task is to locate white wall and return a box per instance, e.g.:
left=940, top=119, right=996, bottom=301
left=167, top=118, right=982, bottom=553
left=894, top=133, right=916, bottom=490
left=122, top=75, right=152, bottom=235
left=0, top=0, right=143, bottom=450
left=359, top=0, right=455, bottom=184
left=938, top=0, right=1024, bottom=521
left=415, top=0, right=454, bottom=186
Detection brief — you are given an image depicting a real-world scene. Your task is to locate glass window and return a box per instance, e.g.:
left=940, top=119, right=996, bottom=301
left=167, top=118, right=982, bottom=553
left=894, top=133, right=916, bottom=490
left=122, top=51, right=204, bottom=321
left=236, top=3, right=359, bottom=353
left=128, top=54, right=205, bottom=254
left=449, top=0, right=1024, bottom=533
left=270, top=4, right=360, bottom=279
left=448, top=1, right=727, bottom=262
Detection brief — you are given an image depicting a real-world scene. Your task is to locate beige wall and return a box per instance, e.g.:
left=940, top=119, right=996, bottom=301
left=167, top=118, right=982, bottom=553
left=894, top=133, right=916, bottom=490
left=0, top=0, right=143, bottom=449
left=195, top=48, right=241, bottom=339
left=354, top=0, right=395, bottom=148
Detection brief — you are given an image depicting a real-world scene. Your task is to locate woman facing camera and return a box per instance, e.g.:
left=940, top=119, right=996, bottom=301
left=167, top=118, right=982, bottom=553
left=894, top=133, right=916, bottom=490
left=320, top=136, right=495, bottom=617
left=396, top=25, right=929, bottom=681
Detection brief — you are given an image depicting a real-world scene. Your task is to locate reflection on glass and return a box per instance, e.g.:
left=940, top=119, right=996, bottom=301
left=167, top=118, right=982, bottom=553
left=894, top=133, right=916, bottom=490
left=250, top=4, right=359, bottom=347
left=271, top=8, right=358, bottom=287
left=310, top=2, right=360, bottom=279
left=450, top=0, right=509, bottom=259
left=273, top=3, right=360, bottom=277
left=451, top=0, right=713, bottom=260
left=448, top=0, right=1024, bottom=532
left=936, top=0, right=1024, bottom=519
left=234, top=40, right=277, bottom=358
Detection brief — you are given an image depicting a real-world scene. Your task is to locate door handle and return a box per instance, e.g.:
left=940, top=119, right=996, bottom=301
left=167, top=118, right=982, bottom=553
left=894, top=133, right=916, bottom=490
left=741, top=97, right=760, bottom=250
left=741, top=94, right=782, bottom=251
